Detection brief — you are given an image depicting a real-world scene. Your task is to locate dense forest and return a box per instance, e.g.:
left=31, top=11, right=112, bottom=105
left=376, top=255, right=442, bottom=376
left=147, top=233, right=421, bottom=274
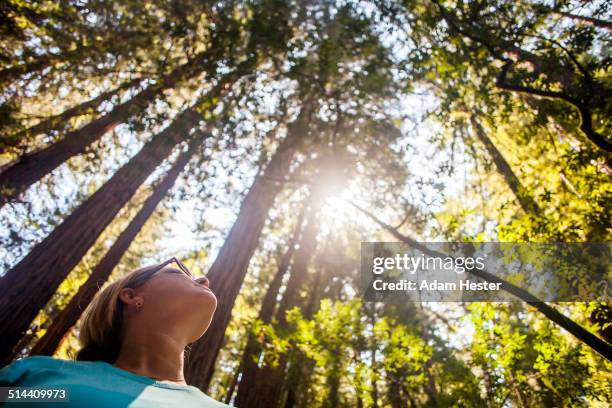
left=0, top=0, right=610, bottom=406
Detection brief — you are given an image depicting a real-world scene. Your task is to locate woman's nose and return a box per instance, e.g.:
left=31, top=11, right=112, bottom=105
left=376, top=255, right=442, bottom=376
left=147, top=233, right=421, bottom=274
left=195, top=276, right=210, bottom=288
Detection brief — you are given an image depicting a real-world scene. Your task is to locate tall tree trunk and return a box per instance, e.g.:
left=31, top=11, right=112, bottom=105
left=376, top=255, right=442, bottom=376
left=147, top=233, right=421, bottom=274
left=550, top=9, right=612, bottom=30
left=273, top=209, right=321, bottom=407
left=283, top=388, right=297, bottom=408
left=351, top=202, right=612, bottom=362
left=325, top=354, right=342, bottom=408
left=280, top=241, right=331, bottom=408
left=0, top=48, right=218, bottom=207
left=25, top=134, right=202, bottom=358
left=239, top=200, right=322, bottom=408
left=276, top=201, right=321, bottom=326
left=277, top=260, right=328, bottom=408
left=1, top=78, right=143, bottom=154
left=387, top=373, right=404, bottom=408
left=304, top=261, right=324, bottom=319
left=469, top=115, right=541, bottom=216
left=234, top=205, right=307, bottom=406
left=183, top=104, right=312, bottom=391
left=262, top=204, right=308, bottom=326
left=0, top=108, right=208, bottom=366
left=0, top=47, right=85, bottom=84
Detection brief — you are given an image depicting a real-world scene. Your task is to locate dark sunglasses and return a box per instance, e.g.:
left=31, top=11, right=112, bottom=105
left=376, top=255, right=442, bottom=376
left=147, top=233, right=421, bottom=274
left=128, top=257, right=195, bottom=288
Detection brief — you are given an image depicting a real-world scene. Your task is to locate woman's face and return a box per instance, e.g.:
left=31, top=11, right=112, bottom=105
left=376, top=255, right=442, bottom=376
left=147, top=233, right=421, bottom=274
left=130, top=266, right=217, bottom=343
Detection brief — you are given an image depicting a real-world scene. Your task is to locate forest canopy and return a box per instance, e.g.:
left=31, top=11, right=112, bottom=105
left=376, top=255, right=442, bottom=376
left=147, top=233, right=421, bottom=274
left=0, top=0, right=610, bottom=407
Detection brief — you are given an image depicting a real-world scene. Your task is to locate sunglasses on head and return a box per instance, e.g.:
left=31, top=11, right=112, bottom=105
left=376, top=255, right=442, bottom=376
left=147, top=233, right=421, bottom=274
left=128, top=257, right=195, bottom=288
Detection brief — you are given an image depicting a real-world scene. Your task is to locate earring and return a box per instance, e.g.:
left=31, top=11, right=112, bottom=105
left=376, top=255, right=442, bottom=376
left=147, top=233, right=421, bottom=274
left=136, top=302, right=143, bottom=312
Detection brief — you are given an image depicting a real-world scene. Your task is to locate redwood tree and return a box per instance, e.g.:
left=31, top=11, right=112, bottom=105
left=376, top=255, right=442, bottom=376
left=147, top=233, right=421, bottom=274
left=1, top=77, right=143, bottom=154
left=225, top=204, right=306, bottom=404
left=0, top=47, right=219, bottom=208
left=469, top=114, right=541, bottom=216
left=183, top=105, right=312, bottom=390
left=236, top=195, right=322, bottom=408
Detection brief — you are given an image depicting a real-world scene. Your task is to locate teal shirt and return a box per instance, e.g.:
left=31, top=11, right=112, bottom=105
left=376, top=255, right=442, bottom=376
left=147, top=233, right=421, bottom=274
left=0, top=356, right=230, bottom=407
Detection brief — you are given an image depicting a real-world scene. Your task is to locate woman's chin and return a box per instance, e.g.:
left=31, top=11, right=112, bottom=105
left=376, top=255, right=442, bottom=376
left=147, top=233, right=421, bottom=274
left=192, top=285, right=217, bottom=303
left=196, top=292, right=217, bottom=318
left=200, top=288, right=217, bottom=305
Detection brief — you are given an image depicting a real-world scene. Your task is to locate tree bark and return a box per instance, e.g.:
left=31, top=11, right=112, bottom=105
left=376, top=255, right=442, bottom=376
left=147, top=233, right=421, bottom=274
left=238, top=199, right=322, bottom=408
left=351, top=201, right=612, bottom=362
left=387, top=374, right=404, bottom=408
left=469, top=115, right=541, bottom=216
left=262, top=205, right=308, bottom=325
left=183, top=105, right=312, bottom=391
left=304, top=261, right=324, bottom=319
left=0, top=49, right=217, bottom=207
left=234, top=205, right=307, bottom=407
left=1, top=78, right=143, bottom=154
left=325, top=355, right=341, bottom=408
left=0, top=108, right=207, bottom=366
left=551, top=10, right=612, bottom=30
left=25, top=133, right=202, bottom=358
left=276, top=201, right=321, bottom=326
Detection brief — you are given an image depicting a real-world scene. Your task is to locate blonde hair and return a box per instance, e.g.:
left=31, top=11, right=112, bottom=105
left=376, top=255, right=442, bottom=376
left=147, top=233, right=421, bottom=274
left=75, top=264, right=161, bottom=363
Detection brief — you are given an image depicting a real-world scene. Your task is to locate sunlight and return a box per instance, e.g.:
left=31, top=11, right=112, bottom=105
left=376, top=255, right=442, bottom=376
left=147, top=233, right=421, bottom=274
left=319, top=184, right=363, bottom=232
left=322, top=193, right=353, bottom=217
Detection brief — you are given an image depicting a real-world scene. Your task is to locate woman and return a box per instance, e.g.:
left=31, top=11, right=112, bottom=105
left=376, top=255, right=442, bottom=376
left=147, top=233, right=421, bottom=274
left=0, top=258, right=229, bottom=407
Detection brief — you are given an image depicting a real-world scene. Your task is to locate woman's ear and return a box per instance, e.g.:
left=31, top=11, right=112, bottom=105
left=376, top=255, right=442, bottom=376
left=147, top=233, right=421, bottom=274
left=118, top=287, right=143, bottom=307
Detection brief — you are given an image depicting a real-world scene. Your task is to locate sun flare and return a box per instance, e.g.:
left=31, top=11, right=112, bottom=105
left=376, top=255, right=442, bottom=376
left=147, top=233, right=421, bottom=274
left=319, top=185, right=363, bottom=229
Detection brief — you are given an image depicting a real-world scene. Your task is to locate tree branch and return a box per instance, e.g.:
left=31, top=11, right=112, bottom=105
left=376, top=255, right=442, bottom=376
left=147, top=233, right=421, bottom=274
left=496, top=61, right=611, bottom=152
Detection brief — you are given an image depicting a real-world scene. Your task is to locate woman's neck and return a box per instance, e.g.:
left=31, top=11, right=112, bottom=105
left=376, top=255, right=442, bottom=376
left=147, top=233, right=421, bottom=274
left=113, top=330, right=187, bottom=385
